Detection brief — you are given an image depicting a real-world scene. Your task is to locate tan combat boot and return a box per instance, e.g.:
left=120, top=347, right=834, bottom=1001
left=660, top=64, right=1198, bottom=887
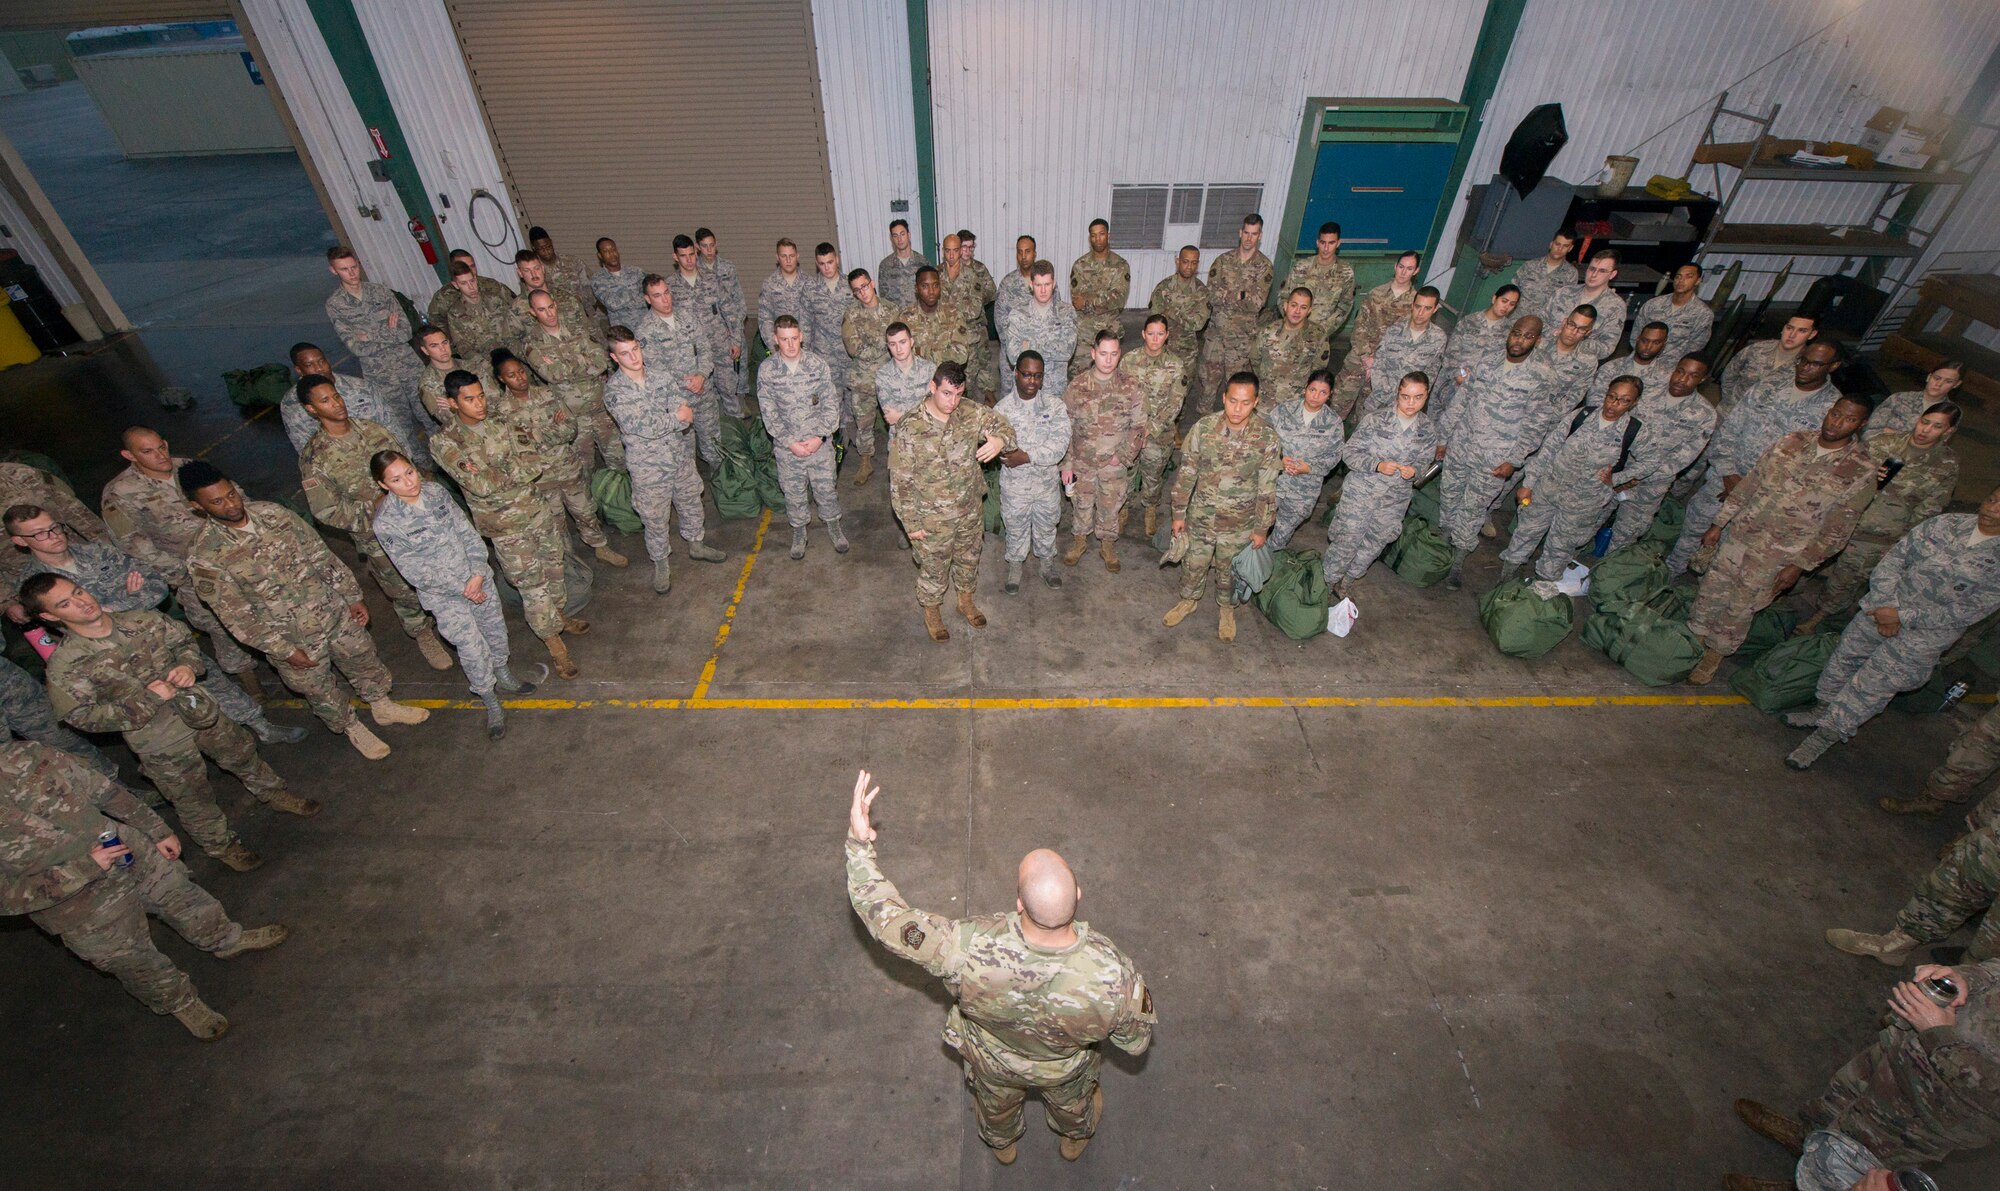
left=1163, top=599, right=1199, bottom=627
left=1059, top=1088, right=1103, bottom=1160
left=173, top=999, right=229, bottom=1041
left=414, top=628, right=454, bottom=671
left=1143, top=507, right=1158, bottom=539
left=923, top=605, right=950, bottom=641
left=261, top=789, right=321, bottom=818
left=1099, top=538, right=1120, bottom=573
left=594, top=543, right=630, bottom=567
left=956, top=589, right=987, bottom=627
left=1824, top=927, right=1919, bottom=965
left=1218, top=603, right=1237, bottom=642
left=369, top=697, right=430, bottom=726
left=546, top=634, right=580, bottom=679
left=215, top=924, right=289, bottom=959
left=851, top=455, right=874, bottom=486
left=1879, top=794, right=1949, bottom=817
left=345, top=721, right=391, bottom=759
left=991, top=1142, right=1017, bottom=1165
left=563, top=615, right=591, bottom=636
left=1062, top=534, right=1089, bottom=566
left=1732, top=1098, right=1806, bottom=1155
left=1687, top=645, right=1724, bottom=685
left=213, top=840, right=263, bottom=872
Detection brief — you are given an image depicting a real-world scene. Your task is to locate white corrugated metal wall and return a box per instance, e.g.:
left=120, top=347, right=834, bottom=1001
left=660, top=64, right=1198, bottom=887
left=810, top=0, right=920, bottom=264
left=0, top=156, right=83, bottom=307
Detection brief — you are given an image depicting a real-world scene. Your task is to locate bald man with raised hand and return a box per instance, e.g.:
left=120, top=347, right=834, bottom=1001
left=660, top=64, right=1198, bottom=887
left=845, top=770, right=1156, bottom=1166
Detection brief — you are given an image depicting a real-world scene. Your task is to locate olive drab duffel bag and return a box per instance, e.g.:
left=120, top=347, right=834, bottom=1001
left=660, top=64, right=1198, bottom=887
left=1383, top=513, right=1453, bottom=587
left=1252, top=548, right=1331, bottom=641
left=1601, top=588, right=1706, bottom=686
left=588, top=468, right=645, bottom=535
left=1729, top=631, right=1842, bottom=712
left=1479, top=577, right=1575, bottom=659
left=1587, top=540, right=1671, bottom=616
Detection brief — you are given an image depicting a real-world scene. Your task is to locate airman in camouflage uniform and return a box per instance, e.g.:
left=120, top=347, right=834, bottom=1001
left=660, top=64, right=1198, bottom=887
left=1720, top=316, right=1818, bottom=413
left=279, top=345, right=425, bottom=462
left=939, top=233, right=998, bottom=402
left=414, top=328, right=494, bottom=428
left=1832, top=803, right=2000, bottom=969
left=875, top=333, right=936, bottom=425
left=1165, top=374, right=1281, bottom=642
left=1498, top=378, right=1645, bottom=586
left=1361, top=287, right=1449, bottom=416
left=998, top=263, right=1078, bottom=404
left=1, top=739, right=285, bottom=1039
left=1068, top=222, right=1129, bottom=375
left=1060, top=335, right=1147, bottom=570
left=1873, top=364, right=1966, bottom=435
left=993, top=237, right=1042, bottom=344
left=2, top=460, right=109, bottom=615
left=756, top=240, right=812, bottom=351
left=1532, top=307, right=1601, bottom=412
left=1329, top=253, right=1418, bottom=416
left=1686, top=399, right=1879, bottom=683
left=429, top=258, right=525, bottom=365
left=993, top=352, right=1070, bottom=592
left=1606, top=356, right=1716, bottom=552
left=875, top=219, right=929, bottom=308
left=888, top=363, right=1016, bottom=640
left=1199, top=216, right=1274, bottom=410
left=1436, top=286, right=1521, bottom=416
left=1799, top=412, right=1961, bottom=634
left=588, top=238, right=649, bottom=332
left=1282, top=223, right=1357, bottom=343
left=673, top=236, right=745, bottom=419
left=636, top=276, right=721, bottom=469
left=1510, top=234, right=1577, bottom=318
left=1267, top=371, right=1346, bottom=549
left=603, top=335, right=727, bottom=594
left=1251, top=288, right=1333, bottom=413
left=524, top=290, right=624, bottom=474
left=1147, top=245, right=1210, bottom=367
left=1635, top=264, right=1714, bottom=359
left=757, top=318, right=847, bottom=558
left=842, top=272, right=901, bottom=474
left=1538, top=249, right=1626, bottom=362
left=844, top=770, right=1155, bottom=1162
left=1434, top=318, right=1559, bottom=588
left=903, top=267, right=980, bottom=374
left=803, top=244, right=859, bottom=416
left=527, top=228, right=596, bottom=317
left=512, top=253, right=595, bottom=337
left=1589, top=324, right=1674, bottom=407
left=1325, top=377, right=1439, bottom=594
left=1121, top=316, right=1191, bottom=539
left=323, top=249, right=425, bottom=433
left=1, top=655, right=116, bottom=776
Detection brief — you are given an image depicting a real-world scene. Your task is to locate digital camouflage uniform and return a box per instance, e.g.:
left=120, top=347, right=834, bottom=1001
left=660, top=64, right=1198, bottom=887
left=1500, top=408, right=1644, bottom=581
left=673, top=267, right=745, bottom=418
left=601, top=366, right=706, bottom=565
left=1812, top=514, right=2000, bottom=739
left=2, top=462, right=108, bottom=608
left=1249, top=321, right=1332, bottom=414
left=1720, top=337, right=1802, bottom=413
left=756, top=269, right=811, bottom=352
left=101, top=461, right=258, bottom=678
left=428, top=276, right=525, bottom=365
left=299, top=418, right=434, bottom=640
left=1634, top=291, right=1714, bottom=360
left=846, top=835, right=1155, bottom=1150
left=1687, top=431, right=1875, bottom=654
left=1325, top=408, right=1438, bottom=584
left=373, top=483, right=513, bottom=695
left=1200, top=249, right=1274, bottom=410
left=940, top=264, right=998, bottom=402
left=1121, top=347, right=1190, bottom=515
left=1146, top=273, right=1209, bottom=366
left=1280, top=254, right=1356, bottom=344
left=842, top=298, right=900, bottom=458
left=994, top=390, right=1070, bottom=563
left=889, top=399, right=1016, bottom=606
left=1872, top=390, right=1947, bottom=436
left=279, top=371, right=426, bottom=463
left=1329, top=283, right=1414, bottom=416
left=3, top=740, right=241, bottom=1016
left=325, top=281, right=428, bottom=462
left=1814, top=429, right=1959, bottom=619
left=525, top=319, right=625, bottom=474
left=903, top=300, right=980, bottom=375
left=1435, top=310, right=1513, bottom=417
left=1533, top=341, right=1599, bottom=415
left=803, top=274, right=858, bottom=414
left=489, top=378, right=609, bottom=550
left=0, top=656, right=115, bottom=776
left=430, top=419, right=567, bottom=641
left=999, top=298, right=1078, bottom=405
left=418, top=357, right=493, bottom=429
left=1061, top=367, right=1147, bottom=541
left=757, top=351, right=844, bottom=529
left=1068, top=251, right=1130, bottom=374
left=874, top=250, right=930, bottom=310
left=1798, top=956, right=2000, bottom=1167
left=1434, top=359, right=1562, bottom=552
left=46, top=611, right=286, bottom=856
left=1510, top=256, right=1574, bottom=319
left=703, top=255, right=750, bottom=407
left=1362, top=321, right=1450, bottom=416
left=1538, top=283, right=1626, bottom=362
left=876, top=356, right=937, bottom=424
left=1171, top=410, right=1281, bottom=605
left=1669, top=377, right=1841, bottom=573
left=589, top=265, right=649, bottom=334
left=1267, top=399, right=1346, bottom=549
left=187, top=500, right=396, bottom=732
left=1588, top=353, right=1675, bottom=409
left=636, top=310, right=719, bottom=469
left=1606, top=384, right=1716, bottom=551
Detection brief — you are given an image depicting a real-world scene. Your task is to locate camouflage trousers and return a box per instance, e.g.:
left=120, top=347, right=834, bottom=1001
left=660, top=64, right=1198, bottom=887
left=1324, top=476, right=1409, bottom=584
left=711, top=343, right=747, bottom=418
left=0, top=656, right=117, bottom=777
left=687, top=388, right=724, bottom=469
left=775, top=440, right=840, bottom=528
left=1890, top=819, right=2000, bottom=962
left=1439, top=457, right=1513, bottom=553
left=911, top=509, right=984, bottom=606
left=1686, top=535, right=1789, bottom=655
left=1197, top=315, right=1259, bottom=412
left=1608, top=477, right=1672, bottom=553
left=1134, top=441, right=1175, bottom=511
left=1069, top=460, right=1131, bottom=540
left=959, top=1040, right=1103, bottom=1150
left=1801, top=1023, right=1956, bottom=1166
left=29, top=833, right=240, bottom=1015
left=969, top=339, right=1000, bottom=406
left=627, top=447, right=706, bottom=569
left=360, top=358, right=436, bottom=472
left=357, top=533, right=434, bottom=639
left=541, top=470, right=609, bottom=550
left=277, top=613, right=397, bottom=731
left=421, top=588, right=511, bottom=695
left=563, top=390, right=626, bottom=475
left=1667, top=468, right=1725, bottom=575
left=1328, top=349, right=1370, bottom=418
left=999, top=466, right=1061, bottom=562
left=177, top=583, right=258, bottom=675
left=1501, top=488, right=1613, bottom=581
left=485, top=505, right=568, bottom=640
left=1923, top=702, right=2000, bottom=821
left=1796, top=1131, right=1885, bottom=1191
left=1269, top=473, right=1329, bottom=550
left=134, top=716, right=286, bottom=856
left=844, top=385, right=883, bottom=459
left=1814, top=614, right=1958, bottom=739
left=1813, top=538, right=1892, bottom=620
left=1180, top=517, right=1256, bottom=606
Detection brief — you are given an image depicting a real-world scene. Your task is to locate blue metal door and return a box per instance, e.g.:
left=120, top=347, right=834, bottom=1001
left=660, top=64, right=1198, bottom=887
left=1296, top=141, right=1458, bottom=253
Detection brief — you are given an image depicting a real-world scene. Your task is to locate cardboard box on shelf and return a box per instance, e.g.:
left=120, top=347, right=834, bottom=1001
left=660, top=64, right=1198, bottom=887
left=1860, top=107, right=1947, bottom=170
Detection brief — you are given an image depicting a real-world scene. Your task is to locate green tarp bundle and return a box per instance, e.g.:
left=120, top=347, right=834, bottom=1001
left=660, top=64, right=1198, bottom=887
left=1734, top=606, right=1800, bottom=665
left=714, top=416, right=786, bottom=519
left=222, top=364, right=293, bottom=410
left=1597, top=588, right=1705, bottom=686
left=1587, top=541, right=1671, bottom=616
left=589, top=468, right=644, bottom=534
left=1642, top=497, right=1685, bottom=547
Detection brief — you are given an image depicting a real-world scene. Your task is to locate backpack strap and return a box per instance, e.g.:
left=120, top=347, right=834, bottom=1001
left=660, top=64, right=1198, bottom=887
left=1615, top=416, right=1641, bottom=474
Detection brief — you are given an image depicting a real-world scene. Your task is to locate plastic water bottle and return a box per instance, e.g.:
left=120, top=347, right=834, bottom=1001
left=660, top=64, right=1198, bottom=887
left=97, top=828, right=134, bottom=869
left=1941, top=680, right=1970, bottom=712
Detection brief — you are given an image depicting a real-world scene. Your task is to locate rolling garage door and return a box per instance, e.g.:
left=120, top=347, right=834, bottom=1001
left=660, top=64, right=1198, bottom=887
left=444, top=0, right=838, bottom=307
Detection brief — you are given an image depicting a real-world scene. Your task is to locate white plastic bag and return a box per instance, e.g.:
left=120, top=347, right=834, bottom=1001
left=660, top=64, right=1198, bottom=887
left=1555, top=561, right=1591, bottom=598
left=1328, top=597, right=1360, bottom=638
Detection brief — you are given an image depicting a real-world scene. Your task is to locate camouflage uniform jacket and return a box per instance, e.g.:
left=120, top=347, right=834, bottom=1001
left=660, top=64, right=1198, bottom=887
left=372, top=483, right=491, bottom=601
left=101, top=462, right=199, bottom=584
left=635, top=311, right=711, bottom=401
left=1518, top=408, right=1642, bottom=510
left=700, top=256, right=748, bottom=347
left=325, top=281, right=414, bottom=372
left=1280, top=255, right=1355, bottom=339
left=0, top=740, right=171, bottom=916
left=1250, top=323, right=1332, bottom=410
left=1622, top=388, right=1716, bottom=486
left=902, top=301, right=979, bottom=367
left=1720, top=338, right=1801, bottom=410
left=431, top=417, right=547, bottom=529
left=426, top=277, right=524, bottom=364
left=758, top=352, right=842, bottom=445
left=23, top=539, right=168, bottom=614
left=888, top=400, right=1017, bottom=529
left=1588, top=353, right=1674, bottom=407
left=803, top=276, right=858, bottom=378
left=1341, top=408, right=1439, bottom=485
left=45, top=610, right=204, bottom=753
left=1863, top=514, right=2000, bottom=632
left=511, top=276, right=594, bottom=337
left=1146, top=274, right=1210, bottom=359
left=1119, top=348, right=1190, bottom=441
left=995, top=392, right=1070, bottom=469
left=875, top=250, right=931, bottom=309
left=299, top=418, right=403, bottom=538
left=1062, top=369, right=1148, bottom=470
left=1069, top=252, right=1130, bottom=320
left=1436, top=359, right=1562, bottom=471
left=1712, top=432, right=1876, bottom=570
left=842, top=299, right=900, bottom=396
left=1636, top=291, right=1715, bottom=360
left=847, top=836, right=1154, bottom=1078
left=669, top=268, right=737, bottom=357
left=589, top=266, right=649, bottom=332
left=1708, top=378, right=1840, bottom=477
left=418, top=358, right=494, bottom=426
left=1171, top=412, right=1281, bottom=531
left=601, top=369, right=696, bottom=466
left=1443, top=310, right=1513, bottom=376
left=963, top=259, right=1000, bottom=313
left=1206, top=250, right=1274, bottom=326
left=1365, top=321, right=1450, bottom=411
left=1873, top=391, right=1946, bottom=436
left=998, top=300, right=1078, bottom=389
left=940, top=264, right=993, bottom=330
left=876, top=357, right=937, bottom=420
left=1347, top=283, right=1415, bottom=358
left=1539, top=283, right=1626, bottom=361
left=524, top=321, right=611, bottom=410
left=185, top=500, right=363, bottom=659
left=757, top=269, right=812, bottom=351
left=279, top=370, right=392, bottom=452
left=1534, top=341, right=1598, bottom=408
left=1511, top=256, right=1575, bottom=318
left=1268, top=399, right=1346, bottom=482
left=993, top=270, right=1042, bottom=335
left=492, top=382, right=582, bottom=486
left=1850, top=430, right=1958, bottom=548
left=2, top=462, right=107, bottom=553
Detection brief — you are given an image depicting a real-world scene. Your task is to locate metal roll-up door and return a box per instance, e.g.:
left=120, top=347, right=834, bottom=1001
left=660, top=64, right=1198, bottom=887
left=0, top=3, right=230, bottom=27
left=444, top=0, right=838, bottom=301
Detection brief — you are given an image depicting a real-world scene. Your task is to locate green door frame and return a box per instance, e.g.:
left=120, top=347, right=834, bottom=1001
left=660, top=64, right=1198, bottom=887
left=1438, top=0, right=1530, bottom=315
left=905, top=0, right=940, bottom=262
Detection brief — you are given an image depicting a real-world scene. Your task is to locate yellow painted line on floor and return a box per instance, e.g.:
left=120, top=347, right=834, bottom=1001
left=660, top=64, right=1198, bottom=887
left=299, top=691, right=1770, bottom=713
left=689, top=508, right=772, bottom=701
left=192, top=404, right=274, bottom=459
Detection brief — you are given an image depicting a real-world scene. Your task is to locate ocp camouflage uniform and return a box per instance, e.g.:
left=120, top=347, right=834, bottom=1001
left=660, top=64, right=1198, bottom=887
left=903, top=300, right=979, bottom=373
left=430, top=419, right=567, bottom=641
left=1539, top=284, right=1626, bottom=362
left=1329, top=283, right=1414, bottom=416
left=1687, top=431, right=1875, bottom=654
left=511, top=277, right=595, bottom=342
left=758, top=351, right=843, bottom=529
left=1635, top=291, right=1714, bottom=360
left=1798, top=955, right=2000, bottom=1166
left=636, top=310, right=719, bottom=468
left=1200, top=249, right=1274, bottom=409
left=889, top=399, right=1016, bottom=606
left=3, top=740, right=242, bottom=1016
left=279, top=370, right=426, bottom=463
left=1720, top=337, right=1802, bottom=413
left=325, top=281, right=427, bottom=457
left=488, top=379, right=610, bottom=550
left=674, top=266, right=745, bottom=418
left=417, top=358, right=493, bottom=429
left=589, top=265, right=649, bottom=333
left=1267, top=399, right=1346, bottom=549
left=756, top=269, right=812, bottom=351
left=2, top=462, right=108, bottom=604
left=1281, top=255, right=1356, bottom=344
left=1171, top=410, right=1281, bottom=605
left=1500, top=407, right=1643, bottom=581
left=1812, top=513, right=2000, bottom=740
left=1669, top=376, right=1841, bottom=573
left=846, top=834, right=1155, bottom=1151
left=1510, top=256, right=1574, bottom=318
left=1062, top=368, right=1147, bottom=541
left=427, top=275, right=524, bottom=364
left=187, top=500, right=397, bottom=732
left=299, top=418, right=434, bottom=640
left=1606, top=384, right=1716, bottom=551
left=525, top=319, right=624, bottom=473
left=994, top=390, right=1070, bottom=563
left=1325, top=407, right=1438, bottom=584
left=1362, top=321, right=1450, bottom=415
left=1068, top=251, right=1130, bottom=374
left=1886, top=817, right=2000, bottom=962
left=0, top=657, right=116, bottom=776
left=1146, top=273, right=1209, bottom=366
left=1815, top=428, right=1959, bottom=619
left=46, top=610, right=287, bottom=856
left=373, top=483, right=513, bottom=696
left=940, top=264, right=998, bottom=401
left=842, top=298, right=900, bottom=457
left=1434, top=358, right=1561, bottom=552
left=876, top=356, right=937, bottom=423
left=1250, top=322, right=1332, bottom=414
left=101, top=461, right=258, bottom=678
left=875, top=250, right=930, bottom=309
left=1121, top=347, right=1190, bottom=515
left=602, top=366, right=706, bottom=565
left=999, top=299, right=1078, bottom=403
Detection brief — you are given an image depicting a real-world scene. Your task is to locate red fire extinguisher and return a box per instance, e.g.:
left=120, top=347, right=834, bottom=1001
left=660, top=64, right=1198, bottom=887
left=409, top=217, right=438, bottom=265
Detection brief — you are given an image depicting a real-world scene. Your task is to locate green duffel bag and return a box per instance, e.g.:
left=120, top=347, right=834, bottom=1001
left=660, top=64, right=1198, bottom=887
left=1580, top=608, right=1624, bottom=653
left=1479, top=577, right=1574, bottom=659
left=740, top=416, right=788, bottom=514
left=222, top=363, right=293, bottom=409
left=1383, top=514, right=1452, bottom=587
left=1734, top=605, right=1800, bottom=664
left=1253, top=548, right=1330, bottom=640
left=1729, top=631, right=1841, bottom=713
left=589, top=467, right=645, bottom=534
left=1642, top=496, right=1685, bottom=547
left=712, top=417, right=765, bottom=520
left=1407, top=472, right=1442, bottom=526
left=1606, top=590, right=1705, bottom=687
left=1588, top=540, right=1670, bottom=616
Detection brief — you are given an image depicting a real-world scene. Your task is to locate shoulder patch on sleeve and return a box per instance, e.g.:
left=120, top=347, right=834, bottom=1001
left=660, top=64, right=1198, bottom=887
left=901, top=923, right=926, bottom=950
